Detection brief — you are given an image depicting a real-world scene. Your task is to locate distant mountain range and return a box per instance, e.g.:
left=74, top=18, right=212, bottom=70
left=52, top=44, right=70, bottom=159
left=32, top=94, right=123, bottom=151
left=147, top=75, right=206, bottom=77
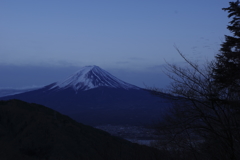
left=0, top=65, right=171, bottom=126
left=0, top=88, right=39, bottom=97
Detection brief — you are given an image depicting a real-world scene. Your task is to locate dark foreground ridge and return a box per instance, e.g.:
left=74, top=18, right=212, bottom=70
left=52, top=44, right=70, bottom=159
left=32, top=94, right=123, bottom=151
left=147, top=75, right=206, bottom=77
left=0, top=99, right=165, bottom=160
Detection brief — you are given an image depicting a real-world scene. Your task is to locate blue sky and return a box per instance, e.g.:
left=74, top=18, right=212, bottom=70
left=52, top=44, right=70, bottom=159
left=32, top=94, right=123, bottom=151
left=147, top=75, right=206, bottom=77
left=0, top=0, right=231, bottom=88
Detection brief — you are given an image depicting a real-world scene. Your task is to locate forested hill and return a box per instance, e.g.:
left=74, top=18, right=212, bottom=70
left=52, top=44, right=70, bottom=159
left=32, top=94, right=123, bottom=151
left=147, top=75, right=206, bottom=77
left=0, top=99, right=165, bottom=160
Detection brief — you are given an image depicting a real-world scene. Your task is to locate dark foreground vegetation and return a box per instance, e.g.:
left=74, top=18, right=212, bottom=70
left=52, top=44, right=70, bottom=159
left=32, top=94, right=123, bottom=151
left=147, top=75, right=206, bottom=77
left=150, top=1, right=240, bottom=160
left=0, top=99, right=166, bottom=160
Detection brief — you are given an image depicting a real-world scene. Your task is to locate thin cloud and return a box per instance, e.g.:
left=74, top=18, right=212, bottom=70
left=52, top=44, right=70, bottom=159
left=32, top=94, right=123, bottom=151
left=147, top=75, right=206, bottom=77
left=129, top=57, right=145, bottom=61
left=116, top=61, right=129, bottom=64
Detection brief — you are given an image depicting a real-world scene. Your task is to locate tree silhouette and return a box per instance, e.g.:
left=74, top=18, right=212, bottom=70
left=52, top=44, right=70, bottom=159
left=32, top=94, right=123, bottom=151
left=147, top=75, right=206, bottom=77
left=151, top=1, right=240, bottom=159
left=213, top=0, right=240, bottom=91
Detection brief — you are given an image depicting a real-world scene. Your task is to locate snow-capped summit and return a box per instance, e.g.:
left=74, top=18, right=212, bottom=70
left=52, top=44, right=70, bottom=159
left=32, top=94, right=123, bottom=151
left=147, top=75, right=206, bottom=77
left=50, top=65, right=140, bottom=91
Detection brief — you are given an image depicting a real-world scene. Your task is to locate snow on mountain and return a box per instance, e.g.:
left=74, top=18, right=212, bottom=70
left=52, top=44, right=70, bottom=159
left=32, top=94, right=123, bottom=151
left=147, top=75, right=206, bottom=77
left=50, top=65, right=140, bottom=91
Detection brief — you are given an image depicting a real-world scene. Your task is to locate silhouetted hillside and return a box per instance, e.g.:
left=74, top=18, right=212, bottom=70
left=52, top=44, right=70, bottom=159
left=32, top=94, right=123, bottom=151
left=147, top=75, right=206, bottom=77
left=0, top=99, right=165, bottom=160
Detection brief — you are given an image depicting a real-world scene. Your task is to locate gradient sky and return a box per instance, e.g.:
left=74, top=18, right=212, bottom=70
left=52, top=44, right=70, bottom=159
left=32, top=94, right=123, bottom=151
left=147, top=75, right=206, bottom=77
left=0, top=0, right=232, bottom=89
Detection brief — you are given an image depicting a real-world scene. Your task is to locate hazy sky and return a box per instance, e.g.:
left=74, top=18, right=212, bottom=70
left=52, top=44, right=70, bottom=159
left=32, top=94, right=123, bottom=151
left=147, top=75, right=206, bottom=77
left=0, top=0, right=231, bottom=88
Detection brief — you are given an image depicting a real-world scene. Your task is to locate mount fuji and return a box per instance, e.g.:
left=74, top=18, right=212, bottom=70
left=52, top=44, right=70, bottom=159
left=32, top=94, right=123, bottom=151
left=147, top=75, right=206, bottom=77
left=50, top=65, right=140, bottom=92
left=0, top=65, right=170, bottom=126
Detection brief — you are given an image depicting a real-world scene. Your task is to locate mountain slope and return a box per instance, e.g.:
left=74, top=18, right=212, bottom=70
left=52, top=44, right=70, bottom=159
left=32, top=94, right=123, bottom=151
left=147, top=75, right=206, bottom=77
left=0, top=66, right=170, bottom=126
left=0, top=99, right=165, bottom=160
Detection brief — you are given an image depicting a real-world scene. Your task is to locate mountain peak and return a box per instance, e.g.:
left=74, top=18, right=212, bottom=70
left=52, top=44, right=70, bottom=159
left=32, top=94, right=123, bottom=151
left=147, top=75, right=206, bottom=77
left=50, top=65, right=140, bottom=91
